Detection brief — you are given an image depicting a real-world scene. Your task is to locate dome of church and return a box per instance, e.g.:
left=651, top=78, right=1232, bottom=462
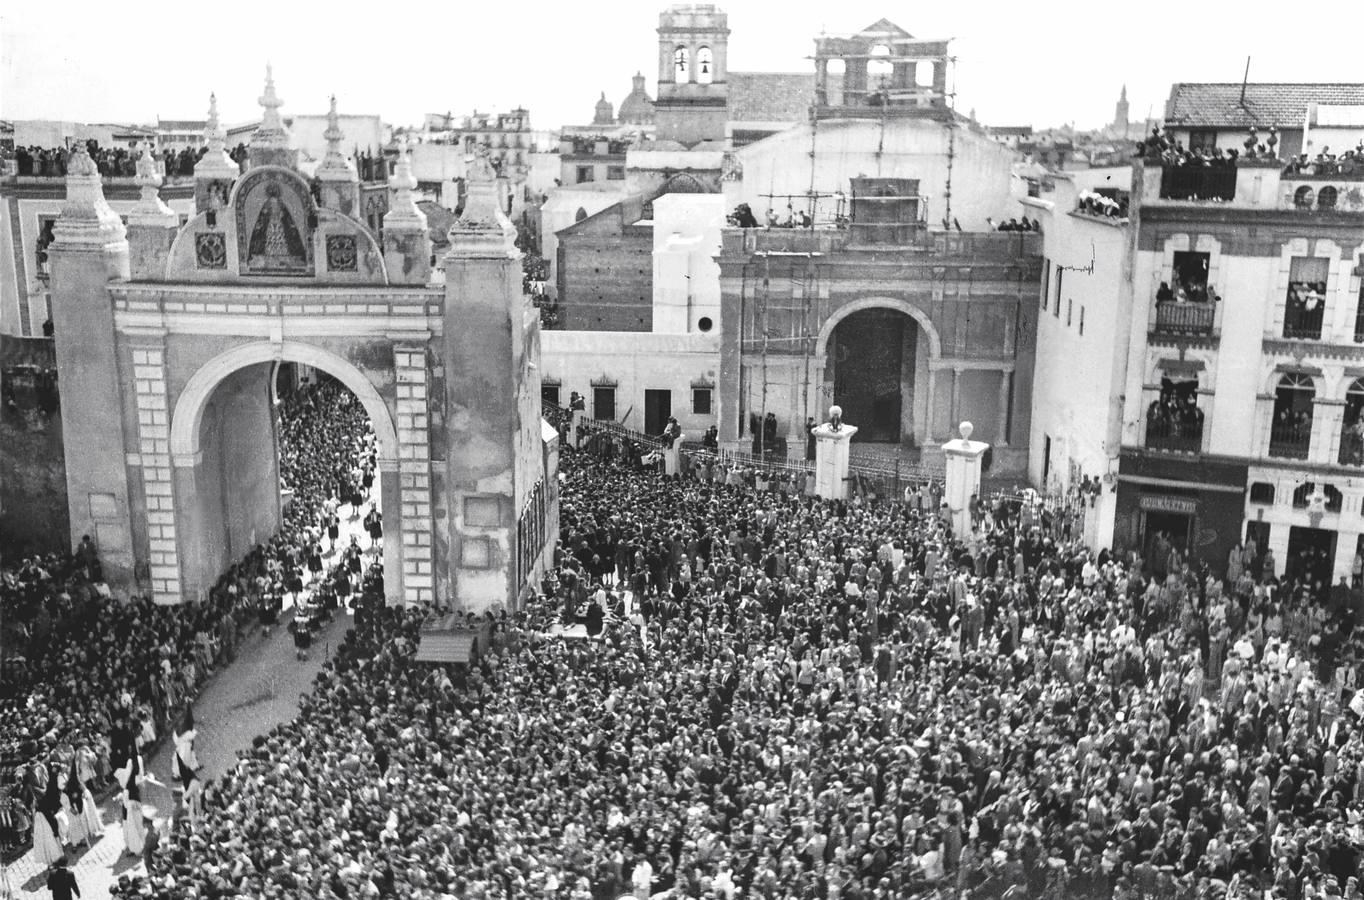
left=618, top=72, right=656, bottom=126
left=592, top=92, right=615, bottom=126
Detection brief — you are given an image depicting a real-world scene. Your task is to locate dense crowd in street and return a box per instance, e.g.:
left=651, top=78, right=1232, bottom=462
left=81, top=434, right=1364, bottom=900
left=0, top=375, right=378, bottom=866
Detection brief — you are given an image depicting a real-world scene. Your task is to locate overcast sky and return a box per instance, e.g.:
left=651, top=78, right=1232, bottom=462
left=2, top=2, right=1356, bottom=134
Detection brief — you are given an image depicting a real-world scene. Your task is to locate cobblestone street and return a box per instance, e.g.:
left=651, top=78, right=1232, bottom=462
left=5, top=509, right=375, bottom=900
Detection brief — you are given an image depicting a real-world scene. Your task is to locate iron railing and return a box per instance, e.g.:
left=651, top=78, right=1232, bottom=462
left=1145, top=415, right=1203, bottom=453
left=1159, top=165, right=1237, bottom=201
left=1268, top=423, right=1312, bottom=460
left=1153, top=301, right=1214, bottom=336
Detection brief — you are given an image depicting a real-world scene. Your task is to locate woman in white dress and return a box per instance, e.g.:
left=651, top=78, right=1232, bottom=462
left=59, top=767, right=87, bottom=849
left=117, top=755, right=147, bottom=857
left=63, top=756, right=102, bottom=847
left=30, top=769, right=65, bottom=868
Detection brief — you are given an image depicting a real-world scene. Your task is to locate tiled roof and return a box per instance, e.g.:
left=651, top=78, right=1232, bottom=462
left=1165, top=83, right=1364, bottom=129
left=728, top=72, right=832, bottom=124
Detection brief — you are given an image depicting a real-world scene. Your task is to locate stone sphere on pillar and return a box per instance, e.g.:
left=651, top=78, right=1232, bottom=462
left=829, top=405, right=842, bottom=420
left=959, top=421, right=974, bottom=441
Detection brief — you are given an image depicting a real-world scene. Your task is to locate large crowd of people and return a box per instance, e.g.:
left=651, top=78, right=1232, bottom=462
left=73, top=429, right=1364, bottom=900
left=0, top=374, right=378, bottom=866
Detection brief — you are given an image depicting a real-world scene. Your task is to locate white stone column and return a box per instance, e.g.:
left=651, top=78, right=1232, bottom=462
left=1333, top=529, right=1357, bottom=585
left=131, top=341, right=181, bottom=604
left=1311, top=399, right=1344, bottom=467
left=943, top=421, right=989, bottom=538
left=812, top=413, right=857, bottom=500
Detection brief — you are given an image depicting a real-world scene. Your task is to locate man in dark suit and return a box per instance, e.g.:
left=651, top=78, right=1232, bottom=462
left=47, top=856, right=80, bottom=900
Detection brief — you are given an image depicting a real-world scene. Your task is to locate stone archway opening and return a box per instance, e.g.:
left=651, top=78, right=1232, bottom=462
left=169, top=342, right=403, bottom=606
left=824, top=307, right=929, bottom=444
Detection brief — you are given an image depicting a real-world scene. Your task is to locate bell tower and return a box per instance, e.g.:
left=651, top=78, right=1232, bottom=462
left=654, top=4, right=730, bottom=147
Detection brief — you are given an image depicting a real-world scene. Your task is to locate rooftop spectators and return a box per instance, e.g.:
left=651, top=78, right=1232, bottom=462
left=1283, top=144, right=1364, bottom=178
left=5, top=142, right=208, bottom=179
left=1076, top=191, right=1129, bottom=220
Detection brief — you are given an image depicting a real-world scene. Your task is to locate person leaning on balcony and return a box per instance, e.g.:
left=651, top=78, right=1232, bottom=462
left=1157, top=282, right=1174, bottom=303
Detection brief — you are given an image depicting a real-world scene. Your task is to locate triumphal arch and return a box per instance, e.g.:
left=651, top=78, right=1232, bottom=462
left=47, top=73, right=555, bottom=609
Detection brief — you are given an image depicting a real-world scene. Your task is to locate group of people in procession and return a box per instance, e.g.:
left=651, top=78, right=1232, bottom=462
left=0, top=374, right=381, bottom=890
left=69, top=412, right=1364, bottom=900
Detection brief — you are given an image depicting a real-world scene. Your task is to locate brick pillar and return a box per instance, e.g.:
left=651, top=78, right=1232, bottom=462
left=130, top=341, right=182, bottom=604
left=394, top=344, right=434, bottom=605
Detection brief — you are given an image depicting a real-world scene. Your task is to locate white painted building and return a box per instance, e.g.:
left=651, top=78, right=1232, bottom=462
left=1023, top=167, right=1133, bottom=551
left=1031, top=82, right=1364, bottom=582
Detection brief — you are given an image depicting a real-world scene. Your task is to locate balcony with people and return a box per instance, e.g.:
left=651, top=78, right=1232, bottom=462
left=1135, top=124, right=1296, bottom=208
left=1145, top=378, right=1204, bottom=453
left=1283, top=275, right=1327, bottom=340
left=1152, top=251, right=1217, bottom=337
left=1267, top=373, right=1315, bottom=460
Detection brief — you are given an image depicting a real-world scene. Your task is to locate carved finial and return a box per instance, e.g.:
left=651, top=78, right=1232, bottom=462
left=449, top=141, right=516, bottom=255
left=959, top=421, right=974, bottom=441
left=325, top=95, right=343, bottom=144
left=317, top=94, right=353, bottom=179
left=66, top=143, right=98, bottom=178
left=131, top=142, right=175, bottom=224
left=391, top=144, right=417, bottom=194
left=466, top=144, right=497, bottom=184
left=56, top=143, right=126, bottom=247
left=258, top=63, right=285, bottom=134
left=135, top=141, right=160, bottom=183
left=195, top=91, right=241, bottom=183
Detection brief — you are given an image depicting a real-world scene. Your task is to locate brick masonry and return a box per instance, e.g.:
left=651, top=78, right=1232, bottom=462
left=394, top=345, right=435, bottom=605
left=130, top=343, right=181, bottom=603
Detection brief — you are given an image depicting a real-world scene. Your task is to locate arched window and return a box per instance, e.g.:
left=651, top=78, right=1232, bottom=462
left=1294, top=185, right=1315, bottom=209
left=674, top=46, right=691, bottom=82
left=868, top=44, right=894, bottom=86
left=1318, top=185, right=1338, bottom=210
left=574, top=207, right=588, bottom=222
left=1248, top=482, right=1276, bottom=505
left=696, top=46, right=714, bottom=84
left=1269, top=372, right=1315, bottom=459
left=1341, top=378, right=1364, bottom=466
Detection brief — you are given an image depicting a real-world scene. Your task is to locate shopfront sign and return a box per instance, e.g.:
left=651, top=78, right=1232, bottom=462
left=1139, top=494, right=1197, bottom=515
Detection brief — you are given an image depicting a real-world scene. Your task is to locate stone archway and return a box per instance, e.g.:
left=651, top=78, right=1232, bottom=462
left=168, top=340, right=403, bottom=605
left=171, top=340, right=397, bottom=464
left=814, top=298, right=941, bottom=444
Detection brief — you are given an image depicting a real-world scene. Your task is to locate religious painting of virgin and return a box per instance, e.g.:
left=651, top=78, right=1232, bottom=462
left=247, top=184, right=307, bottom=270
left=235, top=170, right=314, bottom=276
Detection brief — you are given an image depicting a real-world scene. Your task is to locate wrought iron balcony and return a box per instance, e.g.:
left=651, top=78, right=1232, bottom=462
left=1145, top=416, right=1203, bottom=453
left=1283, top=307, right=1325, bottom=340
left=1159, top=165, right=1237, bottom=201
left=1153, top=301, right=1214, bottom=336
left=1268, top=423, right=1312, bottom=460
